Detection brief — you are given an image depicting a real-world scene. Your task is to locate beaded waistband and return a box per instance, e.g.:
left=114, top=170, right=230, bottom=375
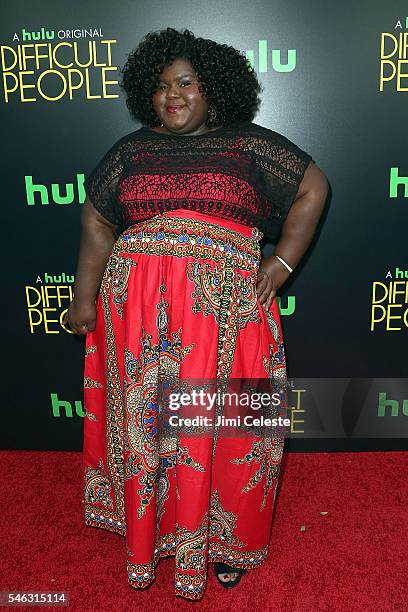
left=113, top=214, right=262, bottom=270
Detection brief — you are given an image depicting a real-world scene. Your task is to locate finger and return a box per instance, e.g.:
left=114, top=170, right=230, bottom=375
left=256, top=269, right=268, bottom=283
left=258, top=282, right=273, bottom=305
left=256, top=275, right=268, bottom=297
left=267, top=289, right=276, bottom=305
left=69, top=322, right=87, bottom=336
left=62, top=318, right=73, bottom=332
left=264, top=290, right=276, bottom=310
left=87, top=319, right=96, bottom=332
left=219, top=574, right=230, bottom=583
left=73, top=327, right=87, bottom=336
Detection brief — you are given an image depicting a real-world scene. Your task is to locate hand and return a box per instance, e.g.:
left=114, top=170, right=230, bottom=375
left=256, top=256, right=291, bottom=310
left=62, top=299, right=96, bottom=335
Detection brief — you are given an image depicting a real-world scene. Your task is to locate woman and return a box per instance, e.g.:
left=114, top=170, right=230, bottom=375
left=65, top=27, right=328, bottom=600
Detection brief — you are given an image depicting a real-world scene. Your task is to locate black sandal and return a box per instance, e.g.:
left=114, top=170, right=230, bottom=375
left=214, top=561, right=245, bottom=588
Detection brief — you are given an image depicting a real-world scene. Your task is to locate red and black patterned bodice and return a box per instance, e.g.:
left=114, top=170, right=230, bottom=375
left=84, top=121, right=312, bottom=242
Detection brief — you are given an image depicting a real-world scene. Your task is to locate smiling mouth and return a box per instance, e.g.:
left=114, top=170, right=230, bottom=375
left=166, top=106, right=185, bottom=112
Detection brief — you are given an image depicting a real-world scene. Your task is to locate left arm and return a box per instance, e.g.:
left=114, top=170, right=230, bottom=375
left=257, top=161, right=329, bottom=309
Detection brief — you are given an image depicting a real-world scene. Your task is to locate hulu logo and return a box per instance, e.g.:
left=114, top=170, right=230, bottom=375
left=389, top=168, right=408, bottom=198
left=44, top=273, right=74, bottom=283
left=276, top=296, right=296, bottom=316
left=51, top=393, right=85, bottom=417
left=26, top=174, right=85, bottom=205
left=21, top=27, right=55, bottom=41
left=394, top=268, right=408, bottom=279
left=245, top=40, right=296, bottom=73
left=378, top=392, right=408, bottom=417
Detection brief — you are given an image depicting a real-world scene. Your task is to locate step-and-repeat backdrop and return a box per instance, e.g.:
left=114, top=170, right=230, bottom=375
left=2, top=2, right=407, bottom=451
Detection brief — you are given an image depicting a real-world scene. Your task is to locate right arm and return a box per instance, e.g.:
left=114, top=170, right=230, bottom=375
left=63, top=196, right=118, bottom=335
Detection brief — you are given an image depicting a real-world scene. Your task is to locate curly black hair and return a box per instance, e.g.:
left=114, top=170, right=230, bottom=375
left=119, top=27, right=263, bottom=128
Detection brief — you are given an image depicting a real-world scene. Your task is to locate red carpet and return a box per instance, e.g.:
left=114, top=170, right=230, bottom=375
left=1, top=451, right=407, bottom=611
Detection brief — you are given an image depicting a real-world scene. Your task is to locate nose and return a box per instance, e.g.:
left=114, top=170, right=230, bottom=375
left=166, top=83, right=182, bottom=99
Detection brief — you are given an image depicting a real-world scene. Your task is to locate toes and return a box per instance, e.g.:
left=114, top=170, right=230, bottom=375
left=218, top=572, right=239, bottom=582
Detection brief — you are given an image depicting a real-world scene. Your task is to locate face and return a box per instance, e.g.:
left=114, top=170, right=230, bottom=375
left=152, top=57, right=211, bottom=135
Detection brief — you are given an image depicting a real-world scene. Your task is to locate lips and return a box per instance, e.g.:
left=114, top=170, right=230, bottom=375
left=166, top=105, right=185, bottom=112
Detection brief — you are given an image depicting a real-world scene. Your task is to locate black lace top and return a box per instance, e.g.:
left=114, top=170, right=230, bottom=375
left=83, top=120, right=313, bottom=242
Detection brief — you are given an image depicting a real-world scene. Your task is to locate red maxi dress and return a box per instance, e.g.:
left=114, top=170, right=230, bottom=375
left=81, top=120, right=312, bottom=600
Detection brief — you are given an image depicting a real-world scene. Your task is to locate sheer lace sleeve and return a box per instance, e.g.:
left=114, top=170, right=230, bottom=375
left=241, top=123, right=313, bottom=241
left=83, top=136, right=128, bottom=226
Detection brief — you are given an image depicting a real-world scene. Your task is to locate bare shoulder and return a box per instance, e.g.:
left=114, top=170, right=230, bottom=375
left=297, top=160, right=329, bottom=199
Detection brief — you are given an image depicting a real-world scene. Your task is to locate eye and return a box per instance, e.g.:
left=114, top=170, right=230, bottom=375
left=156, top=80, right=192, bottom=92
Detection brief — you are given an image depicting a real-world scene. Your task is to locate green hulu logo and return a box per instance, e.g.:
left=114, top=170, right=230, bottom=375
left=21, top=27, right=55, bottom=41
left=44, top=273, right=74, bottom=284
left=51, top=393, right=85, bottom=417
left=389, top=167, right=408, bottom=197
left=25, top=174, right=85, bottom=205
left=378, top=392, right=408, bottom=417
left=245, top=40, right=296, bottom=73
left=394, top=268, right=408, bottom=279
left=276, top=296, right=296, bottom=316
